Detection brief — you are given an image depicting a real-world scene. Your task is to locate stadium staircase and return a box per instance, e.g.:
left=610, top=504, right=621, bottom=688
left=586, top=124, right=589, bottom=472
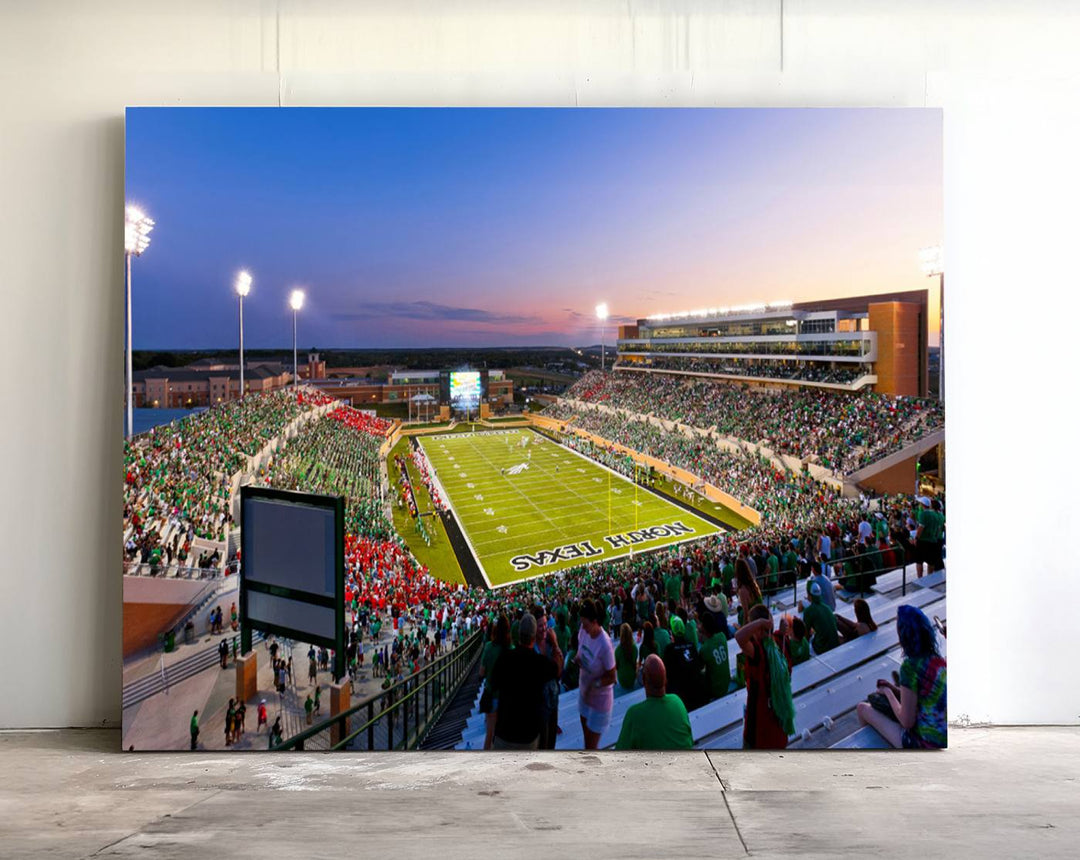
left=419, top=660, right=485, bottom=749
left=452, top=564, right=945, bottom=751
left=122, top=629, right=265, bottom=710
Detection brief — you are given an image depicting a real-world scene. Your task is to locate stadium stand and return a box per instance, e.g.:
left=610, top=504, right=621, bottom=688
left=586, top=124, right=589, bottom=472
left=124, top=367, right=945, bottom=751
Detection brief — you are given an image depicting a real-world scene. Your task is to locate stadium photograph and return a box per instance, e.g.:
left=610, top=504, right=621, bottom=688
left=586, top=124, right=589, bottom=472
left=121, top=107, right=945, bottom=753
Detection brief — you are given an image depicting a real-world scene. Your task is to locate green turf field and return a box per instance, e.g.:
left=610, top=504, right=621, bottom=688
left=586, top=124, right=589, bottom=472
left=418, top=429, right=723, bottom=588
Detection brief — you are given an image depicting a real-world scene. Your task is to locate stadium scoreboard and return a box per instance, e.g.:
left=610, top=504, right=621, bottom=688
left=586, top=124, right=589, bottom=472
left=439, top=369, right=489, bottom=413
left=239, top=486, right=345, bottom=679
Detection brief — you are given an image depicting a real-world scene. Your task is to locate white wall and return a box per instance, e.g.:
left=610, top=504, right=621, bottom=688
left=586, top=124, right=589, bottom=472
left=1, top=0, right=1078, bottom=728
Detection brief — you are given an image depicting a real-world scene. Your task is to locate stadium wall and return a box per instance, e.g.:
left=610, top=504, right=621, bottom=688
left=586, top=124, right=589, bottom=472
left=2, top=1, right=1079, bottom=729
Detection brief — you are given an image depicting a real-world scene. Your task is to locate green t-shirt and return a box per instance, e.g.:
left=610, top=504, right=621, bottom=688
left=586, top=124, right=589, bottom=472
left=918, top=508, right=945, bottom=543
left=615, top=694, right=694, bottom=750
left=721, top=562, right=735, bottom=590
left=700, top=632, right=731, bottom=699
left=480, top=641, right=503, bottom=689
left=685, top=618, right=699, bottom=653
left=787, top=636, right=811, bottom=667
left=615, top=642, right=638, bottom=690
left=665, top=575, right=682, bottom=602
left=803, top=601, right=839, bottom=653
left=653, top=627, right=672, bottom=655
left=782, top=551, right=799, bottom=574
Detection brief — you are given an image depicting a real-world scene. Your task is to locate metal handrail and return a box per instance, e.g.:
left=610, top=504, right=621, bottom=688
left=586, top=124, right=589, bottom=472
left=273, top=628, right=484, bottom=751
left=765, top=542, right=915, bottom=611
left=123, top=561, right=227, bottom=580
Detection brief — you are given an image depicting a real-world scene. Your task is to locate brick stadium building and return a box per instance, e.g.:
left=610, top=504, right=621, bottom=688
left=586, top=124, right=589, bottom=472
left=616, top=289, right=930, bottom=397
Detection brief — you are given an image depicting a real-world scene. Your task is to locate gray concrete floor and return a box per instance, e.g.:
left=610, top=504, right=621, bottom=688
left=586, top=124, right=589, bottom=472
left=1, top=727, right=1076, bottom=859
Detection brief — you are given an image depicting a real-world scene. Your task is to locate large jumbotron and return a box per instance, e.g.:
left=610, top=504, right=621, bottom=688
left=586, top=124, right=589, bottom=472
left=122, top=106, right=945, bottom=754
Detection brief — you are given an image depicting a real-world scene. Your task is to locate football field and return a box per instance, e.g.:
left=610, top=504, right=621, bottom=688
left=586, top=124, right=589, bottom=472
left=418, top=428, right=723, bottom=588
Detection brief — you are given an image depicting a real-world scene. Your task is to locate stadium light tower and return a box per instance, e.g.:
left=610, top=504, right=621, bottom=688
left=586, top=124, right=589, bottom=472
left=289, top=289, right=305, bottom=388
left=235, top=271, right=252, bottom=401
left=596, top=302, right=610, bottom=372
left=919, top=246, right=944, bottom=403
left=124, top=205, right=155, bottom=439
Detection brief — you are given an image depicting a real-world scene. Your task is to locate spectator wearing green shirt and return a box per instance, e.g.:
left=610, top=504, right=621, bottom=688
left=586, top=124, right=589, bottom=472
left=698, top=612, right=731, bottom=700
left=915, top=498, right=945, bottom=576
left=764, top=549, right=781, bottom=594
left=653, top=607, right=672, bottom=655
left=615, top=655, right=694, bottom=750
left=781, top=544, right=800, bottom=587
left=554, top=607, right=571, bottom=654
left=721, top=558, right=736, bottom=597
left=189, top=710, right=199, bottom=750
left=615, top=624, right=639, bottom=691
left=665, top=571, right=682, bottom=606
left=801, top=582, right=839, bottom=654
left=784, top=616, right=811, bottom=667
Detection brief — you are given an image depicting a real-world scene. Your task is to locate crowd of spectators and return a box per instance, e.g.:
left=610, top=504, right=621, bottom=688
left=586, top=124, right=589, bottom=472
left=561, top=369, right=943, bottom=474
left=123, top=388, right=331, bottom=566
left=640, top=356, right=867, bottom=385
left=129, top=379, right=945, bottom=750
left=545, top=401, right=845, bottom=531
left=262, top=405, right=390, bottom=540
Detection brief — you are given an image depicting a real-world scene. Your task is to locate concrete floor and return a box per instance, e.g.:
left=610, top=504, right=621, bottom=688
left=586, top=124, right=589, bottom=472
left=1, top=727, right=1076, bottom=859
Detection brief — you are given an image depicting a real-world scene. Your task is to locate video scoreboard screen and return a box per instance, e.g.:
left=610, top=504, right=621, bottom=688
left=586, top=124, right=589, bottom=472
left=450, top=371, right=482, bottom=412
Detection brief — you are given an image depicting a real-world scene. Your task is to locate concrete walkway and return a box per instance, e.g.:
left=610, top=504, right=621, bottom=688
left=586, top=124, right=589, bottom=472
left=122, top=614, right=459, bottom=752
left=1, top=727, right=1076, bottom=858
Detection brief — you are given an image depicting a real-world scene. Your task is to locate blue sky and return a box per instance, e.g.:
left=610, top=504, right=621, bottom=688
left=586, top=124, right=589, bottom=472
left=126, top=107, right=941, bottom=349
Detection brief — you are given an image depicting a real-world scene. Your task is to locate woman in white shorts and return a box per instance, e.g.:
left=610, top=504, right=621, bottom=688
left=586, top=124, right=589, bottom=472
left=576, top=599, right=617, bottom=749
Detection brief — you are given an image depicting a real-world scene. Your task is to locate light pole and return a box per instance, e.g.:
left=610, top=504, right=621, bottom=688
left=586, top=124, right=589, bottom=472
left=596, top=302, right=609, bottom=372
left=289, top=289, right=305, bottom=389
left=235, top=271, right=252, bottom=401
left=919, top=246, right=944, bottom=402
left=124, top=205, right=155, bottom=438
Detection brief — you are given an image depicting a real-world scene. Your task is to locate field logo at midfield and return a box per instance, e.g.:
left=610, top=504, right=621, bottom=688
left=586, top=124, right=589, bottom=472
left=508, top=521, right=697, bottom=573
left=604, top=521, right=695, bottom=550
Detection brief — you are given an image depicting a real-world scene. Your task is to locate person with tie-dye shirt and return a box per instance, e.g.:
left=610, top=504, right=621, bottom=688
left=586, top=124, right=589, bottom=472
left=856, top=604, right=946, bottom=749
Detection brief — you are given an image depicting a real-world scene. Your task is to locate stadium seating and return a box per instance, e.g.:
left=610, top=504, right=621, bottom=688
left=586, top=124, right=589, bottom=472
left=454, top=583, right=944, bottom=750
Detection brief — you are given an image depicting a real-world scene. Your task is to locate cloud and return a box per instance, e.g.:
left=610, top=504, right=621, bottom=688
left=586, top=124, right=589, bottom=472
left=563, top=308, right=637, bottom=325
left=336, top=300, right=541, bottom=325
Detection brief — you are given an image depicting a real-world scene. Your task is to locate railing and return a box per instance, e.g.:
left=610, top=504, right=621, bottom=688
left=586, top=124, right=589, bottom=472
left=123, top=561, right=230, bottom=580
left=757, top=543, right=914, bottom=611
left=274, top=629, right=485, bottom=752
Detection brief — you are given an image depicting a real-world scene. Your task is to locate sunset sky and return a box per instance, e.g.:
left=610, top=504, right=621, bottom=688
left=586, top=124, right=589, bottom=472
left=126, top=108, right=942, bottom=349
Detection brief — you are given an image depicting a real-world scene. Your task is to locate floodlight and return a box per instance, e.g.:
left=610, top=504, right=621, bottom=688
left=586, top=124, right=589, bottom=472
left=290, top=289, right=305, bottom=311
left=124, top=205, right=154, bottom=256
left=235, top=270, right=252, bottom=297
left=919, top=245, right=944, bottom=276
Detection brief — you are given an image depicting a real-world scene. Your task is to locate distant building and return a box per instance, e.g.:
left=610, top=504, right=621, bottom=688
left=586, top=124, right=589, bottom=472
left=616, top=289, right=930, bottom=397
left=133, top=353, right=515, bottom=411
left=132, top=358, right=292, bottom=408
left=307, top=368, right=513, bottom=410
left=298, top=351, right=326, bottom=380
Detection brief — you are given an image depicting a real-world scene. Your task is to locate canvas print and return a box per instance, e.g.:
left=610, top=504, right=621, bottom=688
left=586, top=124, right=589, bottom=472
left=122, top=108, right=945, bottom=751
